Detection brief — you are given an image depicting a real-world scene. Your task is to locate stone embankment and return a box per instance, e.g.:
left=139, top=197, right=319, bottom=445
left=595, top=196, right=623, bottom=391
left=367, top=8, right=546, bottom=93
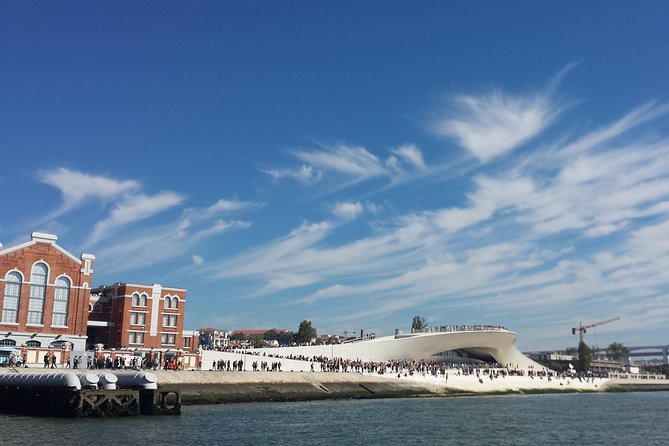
left=9, top=368, right=669, bottom=405
left=602, top=377, right=669, bottom=392
left=153, top=371, right=450, bottom=404
left=154, top=371, right=669, bottom=404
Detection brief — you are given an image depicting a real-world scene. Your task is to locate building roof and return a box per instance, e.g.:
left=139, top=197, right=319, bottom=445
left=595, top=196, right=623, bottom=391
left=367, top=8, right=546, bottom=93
left=92, top=282, right=186, bottom=292
left=0, top=232, right=93, bottom=264
left=232, top=329, right=288, bottom=336
left=198, top=327, right=228, bottom=333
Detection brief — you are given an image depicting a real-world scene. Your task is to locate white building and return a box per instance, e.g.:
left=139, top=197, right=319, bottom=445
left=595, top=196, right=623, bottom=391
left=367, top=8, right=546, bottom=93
left=203, top=326, right=549, bottom=372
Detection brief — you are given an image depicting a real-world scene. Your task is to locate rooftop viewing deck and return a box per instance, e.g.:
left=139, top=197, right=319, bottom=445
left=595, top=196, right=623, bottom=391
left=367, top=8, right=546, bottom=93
left=399, top=325, right=509, bottom=337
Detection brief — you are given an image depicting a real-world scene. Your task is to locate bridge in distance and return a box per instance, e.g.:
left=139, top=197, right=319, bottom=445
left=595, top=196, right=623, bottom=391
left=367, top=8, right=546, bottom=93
left=593, top=345, right=669, bottom=364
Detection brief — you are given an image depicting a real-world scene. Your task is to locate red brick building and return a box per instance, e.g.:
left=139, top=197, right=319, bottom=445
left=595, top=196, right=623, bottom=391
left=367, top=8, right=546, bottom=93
left=88, top=282, right=187, bottom=361
left=0, top=232, right=95, bottom=351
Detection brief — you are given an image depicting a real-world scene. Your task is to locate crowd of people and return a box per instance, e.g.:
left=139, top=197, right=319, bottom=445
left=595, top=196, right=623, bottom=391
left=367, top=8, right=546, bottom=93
left=204, top=351, right=612, bottom=384
left=412, top=325, right=508, bottom=333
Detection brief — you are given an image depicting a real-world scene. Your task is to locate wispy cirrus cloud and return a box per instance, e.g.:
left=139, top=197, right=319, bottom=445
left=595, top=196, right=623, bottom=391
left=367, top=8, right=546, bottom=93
left=88, top=191, right=185, bottom=245
left=391, top=144, right=426, bottom=170
left=212, top=220, right=334, bottom=281
left=264, top=143, right=428, bottom=189
left=92, top=194, right=255, bottom=272
left=434, top=89, right=562, bottom=163
left=331, top=201, right=364, bottom=220
left=558, top=102, right=669, bottom=157
left=264, top=165, right=322, bottom=183
left=94, top=215, right=252, bottom=273
left=426, top=102, right=669, bottom=238
left=205, top=198, right=257, bottom=214
left=37, top=167, right=139, bottom=219
left=295, top=144, right=386, bottom=180
left=432, top=176, right=535, bottom=233
left=36, top=167, right=257, bottom=271
left=192, top=219, right=251, bottom=239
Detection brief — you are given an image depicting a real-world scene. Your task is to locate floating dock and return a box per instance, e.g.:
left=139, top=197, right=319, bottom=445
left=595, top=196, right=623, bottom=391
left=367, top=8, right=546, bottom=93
left=0, top=371, right=180, bottom=417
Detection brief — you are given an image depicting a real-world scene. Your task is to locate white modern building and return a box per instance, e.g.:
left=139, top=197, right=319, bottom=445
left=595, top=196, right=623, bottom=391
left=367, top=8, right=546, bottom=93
left=203, top=326, right=549, bottom=372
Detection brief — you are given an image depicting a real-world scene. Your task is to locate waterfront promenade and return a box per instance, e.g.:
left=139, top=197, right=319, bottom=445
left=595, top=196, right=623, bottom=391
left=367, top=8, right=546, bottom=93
left=12, top=351, right=668, bottom=405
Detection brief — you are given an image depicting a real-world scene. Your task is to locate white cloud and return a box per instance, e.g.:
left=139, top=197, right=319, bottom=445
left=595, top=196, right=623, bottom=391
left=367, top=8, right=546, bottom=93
left=392, top=144, right=426, bottom=170
left=264, top=165, right=321, bottom=183
left=627, top=218, right=669, bottom=258
left=435, top=90, right=561, bottom=162
left=193, top=219, right=251, bottom=239
left=211, top=220, right=334, bottom=281
left=88, top=191, right=184, bottom=245
left=433, top=176, right=535, bottom=232
left=559, top=102, right=669, bottom=157
left=518, top=138, right=669, bottom=237
left=94, top=217, right=251, bottom=273
left=331, top=202, right=364, bottom=220
left=38, top=167, right=139, bottom=218
left=265, top=143, right=428, bottom=193
left=295, top=144, right=386, bottom=180
left=205, top=198, right=255, bottom=214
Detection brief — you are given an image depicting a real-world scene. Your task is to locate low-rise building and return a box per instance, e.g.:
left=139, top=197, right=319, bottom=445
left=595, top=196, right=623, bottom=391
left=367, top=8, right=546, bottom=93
left=87, top=282, right=186, bottom=363
left=197, top=327, right=229, bottom=350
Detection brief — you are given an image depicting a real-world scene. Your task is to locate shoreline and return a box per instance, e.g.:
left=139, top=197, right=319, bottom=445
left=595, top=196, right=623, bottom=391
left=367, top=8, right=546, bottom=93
left=151, top=370, right=669, bottom=405
left=6, top=368, right=668, bottom=405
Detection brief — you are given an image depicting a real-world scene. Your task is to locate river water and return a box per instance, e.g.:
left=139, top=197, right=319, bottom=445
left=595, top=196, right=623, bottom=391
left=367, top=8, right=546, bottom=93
left=3, top=392, right=668, bottom=445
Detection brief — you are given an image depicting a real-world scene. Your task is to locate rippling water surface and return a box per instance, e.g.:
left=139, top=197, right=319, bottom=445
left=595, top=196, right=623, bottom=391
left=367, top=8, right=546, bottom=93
left=3, top=392, right=669, bottom=445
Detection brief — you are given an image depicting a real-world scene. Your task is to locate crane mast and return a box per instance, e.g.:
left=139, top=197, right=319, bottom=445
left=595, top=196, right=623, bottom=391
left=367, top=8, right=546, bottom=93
left=572, top=316, right=620, bottom=344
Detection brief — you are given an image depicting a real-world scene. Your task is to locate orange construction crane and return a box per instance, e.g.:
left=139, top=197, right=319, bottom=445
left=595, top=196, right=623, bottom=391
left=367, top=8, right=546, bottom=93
left=572, top=316, right=620, bottom=343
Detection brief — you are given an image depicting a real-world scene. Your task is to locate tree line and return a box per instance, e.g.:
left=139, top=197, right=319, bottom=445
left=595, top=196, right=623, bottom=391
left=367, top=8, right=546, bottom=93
left=230, top=320, right=318, bottom=347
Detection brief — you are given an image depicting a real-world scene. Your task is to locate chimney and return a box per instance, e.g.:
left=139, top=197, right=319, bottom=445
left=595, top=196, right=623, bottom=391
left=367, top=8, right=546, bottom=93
left=81, top=253, right=95, bottom=276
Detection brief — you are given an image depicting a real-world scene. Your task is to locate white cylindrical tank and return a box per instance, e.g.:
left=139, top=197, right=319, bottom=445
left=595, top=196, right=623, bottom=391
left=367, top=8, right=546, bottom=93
left=79, top=373, right=100, bottom=389
left=96, top=373, right=118, bottom=390
left=0, top=372, right=82, bottom=390
left=113, top=372, right=158, bottom=389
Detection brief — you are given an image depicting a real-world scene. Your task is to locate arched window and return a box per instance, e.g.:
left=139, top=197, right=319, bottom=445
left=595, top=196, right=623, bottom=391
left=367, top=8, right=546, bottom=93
left=172, top=297, right=179, bottom=309
left=52, top=276, right=70, bottom=326
left=88, top=304, right=93, bottom=313
left=164, top=296, right=171, bottom=309
left=26, top=340, right=41, bottom=347
left=2, top=271, right=22, bottom=323
left=139, top=293, right=148, bottom=306
left=0, top=339, right=16, bottom=346
left=28, top=262, right=48, bottom=324
left=132, top=293, right=140, bottom=306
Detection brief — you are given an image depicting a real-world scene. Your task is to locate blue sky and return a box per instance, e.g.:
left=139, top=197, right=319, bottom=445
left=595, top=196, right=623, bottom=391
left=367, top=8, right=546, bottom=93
left=2, top=1, right=669, bottom=350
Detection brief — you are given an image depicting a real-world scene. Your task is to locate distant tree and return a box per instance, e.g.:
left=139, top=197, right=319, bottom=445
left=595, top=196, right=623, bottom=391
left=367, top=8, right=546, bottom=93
left=230, top=333, right=249, bottom=342
left=263, top=329, right=294, bottom=346
left=294, top=320, right=317, bottom=344
left=577, top=341, right=592, bottom=372
left=252, top=336, right=263, bottom=348
left=411, top=316, right=427, bottom=332
left=607, top=342, right=630, bottom=362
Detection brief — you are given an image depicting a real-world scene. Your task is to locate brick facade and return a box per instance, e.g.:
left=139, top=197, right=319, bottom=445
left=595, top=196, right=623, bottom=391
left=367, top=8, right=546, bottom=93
left=88, top=282, right=186, bottom=355
left=0, top=232, right=94, bottom=351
